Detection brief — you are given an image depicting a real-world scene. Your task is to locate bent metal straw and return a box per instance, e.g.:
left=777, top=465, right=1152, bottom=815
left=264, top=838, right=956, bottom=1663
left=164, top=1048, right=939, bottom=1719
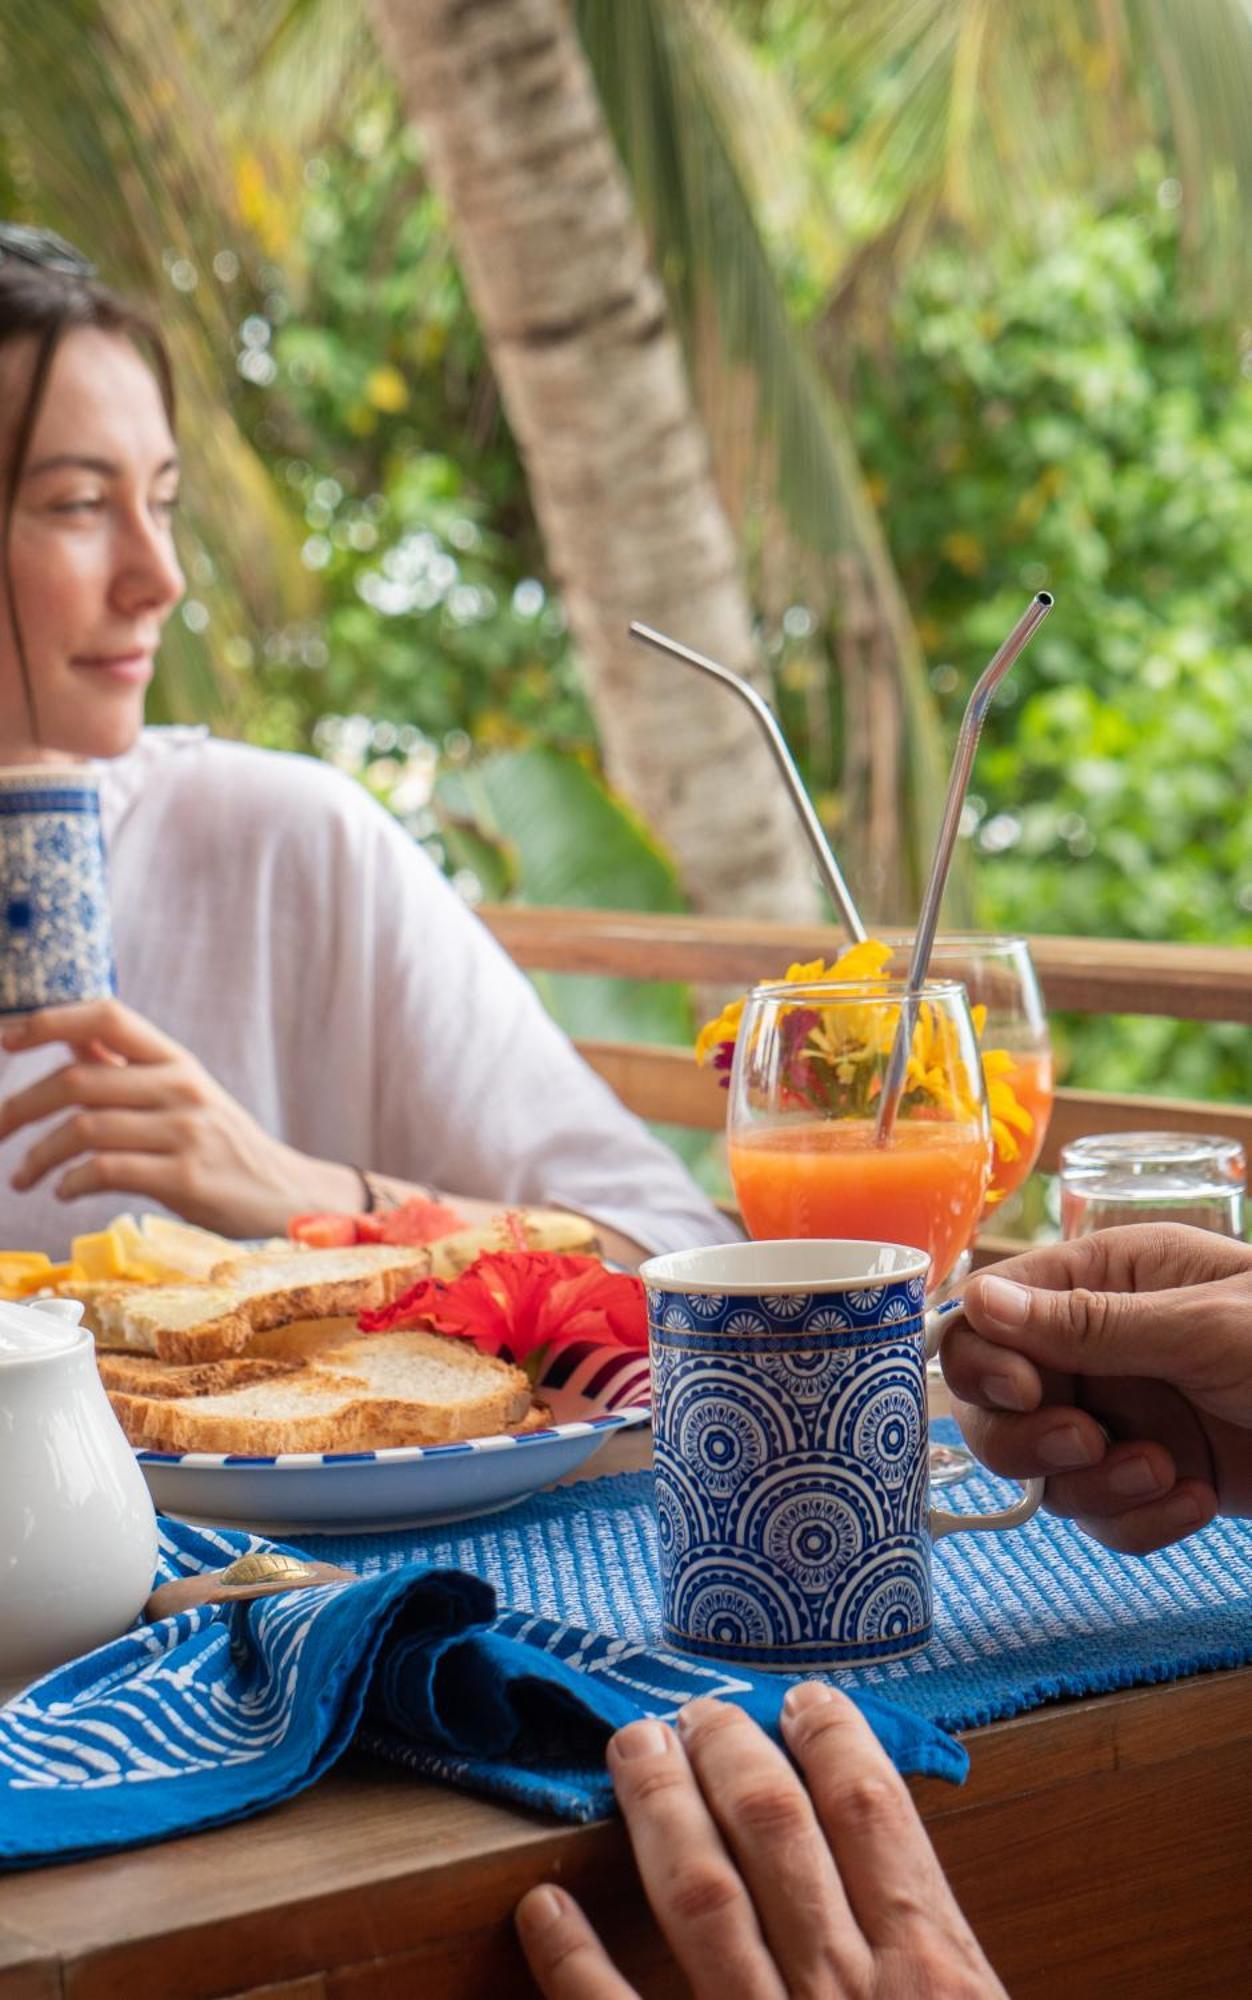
left=628, top=621, right=867, bottom=942
left=875, top=591, right=1055, bottom=1145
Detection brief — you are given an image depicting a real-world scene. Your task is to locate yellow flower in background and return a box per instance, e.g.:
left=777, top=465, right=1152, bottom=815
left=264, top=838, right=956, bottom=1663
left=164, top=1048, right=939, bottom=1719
left=694, top=996, right=744, bottom=1067
left=981, top=1047, right=1036, bottom=1165
left=366, top=365, right=410, bottom=414
left=234, top=151, right=290, bottom=259
left=940, top=530, right=986, bottom=577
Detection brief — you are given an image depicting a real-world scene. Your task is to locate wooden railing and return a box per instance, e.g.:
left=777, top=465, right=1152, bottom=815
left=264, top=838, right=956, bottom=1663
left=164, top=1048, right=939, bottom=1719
left=481, top=908, right=1252, bottom=1175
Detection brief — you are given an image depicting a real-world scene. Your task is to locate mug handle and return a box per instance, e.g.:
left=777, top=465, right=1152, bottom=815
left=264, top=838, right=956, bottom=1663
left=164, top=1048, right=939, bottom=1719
left=923, top=1296, right=1046, bottom=1543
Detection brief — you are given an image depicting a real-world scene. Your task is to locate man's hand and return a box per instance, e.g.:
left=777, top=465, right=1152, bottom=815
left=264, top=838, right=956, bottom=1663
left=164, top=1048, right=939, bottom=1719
left=943, top=1225, right=1252, bottom=1554
left=0, top=999, right=360, bottom=1237
left=516, top=1688, right=1005, bottom=1999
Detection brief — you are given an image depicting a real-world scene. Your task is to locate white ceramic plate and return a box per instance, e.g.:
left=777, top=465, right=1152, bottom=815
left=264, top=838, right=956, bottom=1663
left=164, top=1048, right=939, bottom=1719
left=134, top=1344, right=651, bottom=1533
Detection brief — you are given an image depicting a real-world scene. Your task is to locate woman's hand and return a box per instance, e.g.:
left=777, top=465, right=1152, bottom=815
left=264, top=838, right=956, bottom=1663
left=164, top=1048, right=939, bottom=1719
left=515, top=1687, right=1005, bottom=2000
left=0, top=999, right=360, bottom=1237
left=943, top=1225, right=1252, bottom=1554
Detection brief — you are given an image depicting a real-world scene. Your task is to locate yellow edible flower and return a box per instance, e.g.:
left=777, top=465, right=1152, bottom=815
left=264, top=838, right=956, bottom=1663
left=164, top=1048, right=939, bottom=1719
left=696, top=937, right=1036, bottom=1183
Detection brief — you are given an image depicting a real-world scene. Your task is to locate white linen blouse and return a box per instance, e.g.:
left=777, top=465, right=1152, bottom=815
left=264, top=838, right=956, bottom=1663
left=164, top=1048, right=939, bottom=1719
left=0, top=729, right=736, bottom=1258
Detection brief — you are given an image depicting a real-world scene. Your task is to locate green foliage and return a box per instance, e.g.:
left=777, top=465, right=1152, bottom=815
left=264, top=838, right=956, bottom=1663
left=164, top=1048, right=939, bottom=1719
left=232, top=110, right=593, bottom=760
left=438, top=745, right=693, bottom=1047
left=850, top=179, right=1252, bottom=1096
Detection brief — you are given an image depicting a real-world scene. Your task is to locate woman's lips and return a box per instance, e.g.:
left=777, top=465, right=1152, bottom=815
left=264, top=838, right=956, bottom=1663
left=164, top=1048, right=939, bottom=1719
left=70, top=651, right=154, bottom=686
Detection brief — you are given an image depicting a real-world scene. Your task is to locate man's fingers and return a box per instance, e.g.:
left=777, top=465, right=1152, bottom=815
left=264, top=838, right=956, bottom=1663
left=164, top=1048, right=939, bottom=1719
left=780, top=1686, right=957, bottom=1944
left=606, top=1719, right=786, bottom=2000
left=673, top=1699, right=868, bottom=1993
left=515, top=1885, right=640, bottom=2000
left=953, top=1397, right=1109, bottom=1480
left=0, top=1062, right=173, bottom=1145
left=1, top=999, right=175, bottom=1065
left=962, top=1261, right=1252, bottom=1390
left=1036, top=1440, right=1178, bottom=1518
left=962, top=1227, right=1252, bottom=1298
left=941, top=1321, right=1044, bottom=1413
left=1073, top=1478, right=1218, bottom=1555
left=12, top=1111, right=174, bottom=1191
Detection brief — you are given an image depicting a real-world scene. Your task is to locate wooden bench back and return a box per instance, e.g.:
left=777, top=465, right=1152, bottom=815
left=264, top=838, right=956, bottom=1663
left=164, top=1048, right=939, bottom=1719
left=481, top=907, right=1252, bottom=1171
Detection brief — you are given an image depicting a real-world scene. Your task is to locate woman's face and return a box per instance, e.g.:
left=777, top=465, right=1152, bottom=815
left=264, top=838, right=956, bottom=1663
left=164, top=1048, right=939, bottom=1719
left=0, top=327, right=184, bottom=761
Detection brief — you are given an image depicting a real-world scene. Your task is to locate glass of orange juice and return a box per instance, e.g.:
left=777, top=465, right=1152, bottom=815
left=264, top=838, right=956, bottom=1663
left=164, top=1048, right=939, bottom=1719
left=877, top=935, right=1053, bottom=1209
left=727, top=979, right=992, bottom=1293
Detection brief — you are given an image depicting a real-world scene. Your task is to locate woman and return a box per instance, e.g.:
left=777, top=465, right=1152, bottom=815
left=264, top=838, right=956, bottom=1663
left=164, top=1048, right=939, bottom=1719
left=0, top=225, right=733, bottom=1262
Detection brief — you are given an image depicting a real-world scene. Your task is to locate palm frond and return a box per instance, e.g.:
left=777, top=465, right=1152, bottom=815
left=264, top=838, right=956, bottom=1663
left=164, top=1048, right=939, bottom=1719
left=575, top=0, right=951, bottom=904
left=202, top=0, right=379, bottom=167
left=0, top=0, right=311, bottom=721
left=1132, top=0, right=1252, bottom=303
left=803, top=0, right=1252, bottom=315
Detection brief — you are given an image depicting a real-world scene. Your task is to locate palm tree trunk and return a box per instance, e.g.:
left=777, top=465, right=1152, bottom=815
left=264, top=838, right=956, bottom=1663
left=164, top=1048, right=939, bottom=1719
left=366, top=0, right=820, bottom=921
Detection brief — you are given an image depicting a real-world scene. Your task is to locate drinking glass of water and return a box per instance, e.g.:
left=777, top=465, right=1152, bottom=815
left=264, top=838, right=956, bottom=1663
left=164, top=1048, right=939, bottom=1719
left=1060, top=1131, right=1246, bottom=1241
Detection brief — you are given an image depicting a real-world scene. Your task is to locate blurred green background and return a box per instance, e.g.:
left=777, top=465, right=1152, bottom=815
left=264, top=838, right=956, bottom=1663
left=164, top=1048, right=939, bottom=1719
left=4, top=0, right=1251, bottom=1142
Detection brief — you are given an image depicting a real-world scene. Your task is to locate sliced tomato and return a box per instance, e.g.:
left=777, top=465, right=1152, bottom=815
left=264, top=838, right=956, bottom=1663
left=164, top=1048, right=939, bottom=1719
left=288, top=1212, right=358, bottom=1249
left=353, top=1212, right=389, bottom=1244
left=376, top=1197, right=467, bottom=1246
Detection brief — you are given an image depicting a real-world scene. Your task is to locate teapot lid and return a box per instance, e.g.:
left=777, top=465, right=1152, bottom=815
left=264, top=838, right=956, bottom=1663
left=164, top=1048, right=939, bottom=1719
left=0, top=1294, right=85, bottom=1359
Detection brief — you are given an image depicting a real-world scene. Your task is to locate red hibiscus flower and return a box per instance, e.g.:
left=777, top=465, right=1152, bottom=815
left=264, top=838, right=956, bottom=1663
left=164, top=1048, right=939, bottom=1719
left=359, top=1250, right=648, bottom=1369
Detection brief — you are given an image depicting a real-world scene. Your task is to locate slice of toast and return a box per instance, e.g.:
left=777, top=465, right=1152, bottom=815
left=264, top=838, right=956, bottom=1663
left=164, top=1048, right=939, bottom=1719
left=108, top=1327, right=537, bottom=1454
left=96, top=1349, right=307, bottom=1400
left=98, top=1245, right=431, bottom=1363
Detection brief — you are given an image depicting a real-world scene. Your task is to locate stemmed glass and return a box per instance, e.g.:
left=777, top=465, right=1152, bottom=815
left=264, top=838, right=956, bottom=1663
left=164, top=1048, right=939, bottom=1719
left=880, top=934, right=1053, bottom=1217
left=878, top=935, right=1053, bottom=1480
left=727, top=979, right=992, bottom=1294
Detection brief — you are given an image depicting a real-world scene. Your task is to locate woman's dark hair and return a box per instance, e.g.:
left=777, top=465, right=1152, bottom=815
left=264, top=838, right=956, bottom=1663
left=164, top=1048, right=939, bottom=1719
left=0, top=227, right=175, bottom=736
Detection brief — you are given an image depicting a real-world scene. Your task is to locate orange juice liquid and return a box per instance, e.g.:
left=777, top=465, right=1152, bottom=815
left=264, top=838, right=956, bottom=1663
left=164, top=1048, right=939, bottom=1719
left=729, top=1119, right=990, bottom=1289
left=988, top=1048, right=1055, bottom=1203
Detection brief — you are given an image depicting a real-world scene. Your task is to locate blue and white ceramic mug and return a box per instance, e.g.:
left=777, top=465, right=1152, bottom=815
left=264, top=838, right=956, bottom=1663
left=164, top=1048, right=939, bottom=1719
left=641, top=1238, right=1045, bottom=1671
left=0, top=768, right=114, bottom=1016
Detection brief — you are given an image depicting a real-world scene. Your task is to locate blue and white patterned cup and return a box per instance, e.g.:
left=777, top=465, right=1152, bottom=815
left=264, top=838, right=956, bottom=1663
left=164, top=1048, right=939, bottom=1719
left=642, top=1239, right=1044, bottom=1671
left=0, top=769, right=114, bottom=1016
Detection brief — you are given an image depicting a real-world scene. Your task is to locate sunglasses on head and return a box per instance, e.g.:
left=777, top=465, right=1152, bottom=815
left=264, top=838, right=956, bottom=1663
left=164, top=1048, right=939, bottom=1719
left=0, top=223, right=96, bottom=279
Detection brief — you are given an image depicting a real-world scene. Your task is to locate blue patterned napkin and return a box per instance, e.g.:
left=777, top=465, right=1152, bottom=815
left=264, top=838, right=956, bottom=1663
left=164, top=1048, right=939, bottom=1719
left=0, top=1514, right=963, bottom=1869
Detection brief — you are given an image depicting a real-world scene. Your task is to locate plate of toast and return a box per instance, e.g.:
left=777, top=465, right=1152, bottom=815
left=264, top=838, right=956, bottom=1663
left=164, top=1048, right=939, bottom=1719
left=63, top=1212, right=651, bottom=1532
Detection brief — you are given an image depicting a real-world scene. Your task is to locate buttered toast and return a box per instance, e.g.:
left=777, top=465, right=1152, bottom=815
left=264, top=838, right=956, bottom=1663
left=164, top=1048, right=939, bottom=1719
left=82, top=1245, right=430, bottom=1363
left=107, top=1327, right=539, bottom=1454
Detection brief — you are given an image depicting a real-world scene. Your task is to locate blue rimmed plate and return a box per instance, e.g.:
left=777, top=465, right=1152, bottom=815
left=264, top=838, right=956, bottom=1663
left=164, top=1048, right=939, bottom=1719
left=133, top=1342, right=652, bottom=1533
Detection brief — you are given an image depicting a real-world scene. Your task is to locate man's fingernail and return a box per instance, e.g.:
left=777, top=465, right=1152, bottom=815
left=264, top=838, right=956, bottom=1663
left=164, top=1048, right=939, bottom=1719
left=1038, top=1424, right=1098, bottom=1470
left=981, top=1371, right=1034, bottom=1411
left=611, top=1719, right=670, bottom=1761
left=519, top=1886, right=564, bottom=1928
left=783, top=1682, right=836, bottom=1717
left=1162, top=1493, right=1205, bottom=1533
left=976, top=1277, right=1031, bottom=1326
left=1108, top=1455, right=1163, bottom=1499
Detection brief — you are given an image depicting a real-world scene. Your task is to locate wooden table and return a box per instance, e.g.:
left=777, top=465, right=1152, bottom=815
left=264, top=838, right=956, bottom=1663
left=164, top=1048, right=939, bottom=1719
left=4, top=1433, right=1252, bottom=2000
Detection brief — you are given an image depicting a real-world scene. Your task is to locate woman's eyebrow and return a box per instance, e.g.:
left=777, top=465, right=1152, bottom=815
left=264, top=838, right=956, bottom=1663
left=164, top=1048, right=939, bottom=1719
left=23, top=453, right=179, bottom=479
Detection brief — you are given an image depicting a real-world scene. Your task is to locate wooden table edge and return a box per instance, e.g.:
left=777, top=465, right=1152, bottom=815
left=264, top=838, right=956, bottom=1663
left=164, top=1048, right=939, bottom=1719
left=2, top=1661, right=1250, bottom=1998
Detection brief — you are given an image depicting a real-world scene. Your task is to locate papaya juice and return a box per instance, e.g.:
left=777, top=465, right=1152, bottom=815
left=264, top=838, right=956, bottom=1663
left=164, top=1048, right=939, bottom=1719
left=987, top=1048, right=1055, bottom=1204
left=728, top=1119, right=990, bottom=1290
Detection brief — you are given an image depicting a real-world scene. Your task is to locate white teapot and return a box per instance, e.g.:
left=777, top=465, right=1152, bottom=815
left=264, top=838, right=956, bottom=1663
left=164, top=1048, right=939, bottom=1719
left=0, top=1295, right=158, bottom=1683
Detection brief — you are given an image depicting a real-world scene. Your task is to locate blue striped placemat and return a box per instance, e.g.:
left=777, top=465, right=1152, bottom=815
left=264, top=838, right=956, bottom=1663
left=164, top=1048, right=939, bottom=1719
left=302, top=1420, right=1252, bottom=1732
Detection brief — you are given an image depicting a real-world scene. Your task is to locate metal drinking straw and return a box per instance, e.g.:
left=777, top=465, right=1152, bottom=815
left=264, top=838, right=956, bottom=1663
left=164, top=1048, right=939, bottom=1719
left=628, top=621, right=868, bottom=942
left=874, top=591, right=1055, bottom=1143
